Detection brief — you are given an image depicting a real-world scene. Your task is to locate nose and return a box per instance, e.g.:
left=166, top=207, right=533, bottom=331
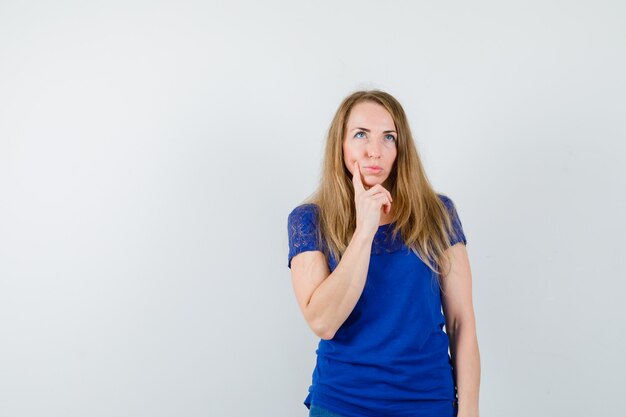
left=367, top=139, right=382, bottom=158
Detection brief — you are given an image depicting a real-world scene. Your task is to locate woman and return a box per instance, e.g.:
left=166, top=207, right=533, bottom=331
left=287, top=90, right=480, bottom=417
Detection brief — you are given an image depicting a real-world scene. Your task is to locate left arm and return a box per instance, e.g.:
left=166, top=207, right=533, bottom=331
left=440, top=243, right=481, bottom=417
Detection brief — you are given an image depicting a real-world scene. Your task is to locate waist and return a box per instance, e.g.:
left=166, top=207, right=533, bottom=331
left=309, top=390, right=457, bottom=417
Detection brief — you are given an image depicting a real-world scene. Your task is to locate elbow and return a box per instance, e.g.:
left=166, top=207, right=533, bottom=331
left=303, top=301, right=338, bottom=340
left=309, top=318, right=337, bottom=340
left=318, top=328, right=336, bottom=341
left=447, top=310, right=476, bottom=332
left=447, top=316, right=477, bottom=341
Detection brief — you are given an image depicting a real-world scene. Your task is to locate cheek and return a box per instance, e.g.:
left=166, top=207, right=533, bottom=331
left=343, top=144, right=354, bottom=163
left=389, top=149, right=398, bottom=165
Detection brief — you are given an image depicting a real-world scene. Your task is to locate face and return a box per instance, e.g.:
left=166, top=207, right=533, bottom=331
left=343, top=101, right=398, bottom=190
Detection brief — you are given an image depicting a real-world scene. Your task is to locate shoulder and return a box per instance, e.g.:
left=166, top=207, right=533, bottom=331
left=435, top=193, right=463, bottom=219
left=288, top=203, right=319, bottom=218
left=436, top=193, right=455, bottom=208
left=436, top=193, right=463, bottom=216
left=435, top=193, right=467, bottom=245
left=287, top=203, right=321, bottom=230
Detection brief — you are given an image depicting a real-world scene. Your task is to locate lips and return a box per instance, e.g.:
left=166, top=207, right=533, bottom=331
left=364, top=166, right=383, bottom=172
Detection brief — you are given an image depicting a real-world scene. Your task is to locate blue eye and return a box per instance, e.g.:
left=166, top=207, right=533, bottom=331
left=354, top=132, right=366, bottom=139
left=385, top=134, right=396, bottom=142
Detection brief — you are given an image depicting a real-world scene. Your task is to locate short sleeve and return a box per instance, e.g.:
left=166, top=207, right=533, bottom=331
left=438, top=194, right=467, bottom=247
left=287, top=204, right=324, bottom=269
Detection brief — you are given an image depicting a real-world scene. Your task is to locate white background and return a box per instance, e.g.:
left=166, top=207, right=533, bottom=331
left=1, top=1, right=625, bottom=416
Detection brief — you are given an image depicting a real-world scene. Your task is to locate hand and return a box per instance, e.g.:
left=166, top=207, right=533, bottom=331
left=351, top=161, right=393, bottom=238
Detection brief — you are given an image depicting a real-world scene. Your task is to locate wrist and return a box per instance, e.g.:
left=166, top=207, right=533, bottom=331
left=352, top=227, right=375, bottom=243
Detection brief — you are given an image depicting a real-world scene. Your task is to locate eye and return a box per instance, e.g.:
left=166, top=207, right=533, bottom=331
left=384, top=134, right=396, bottom=142
left=354, top=131, right=366, bottom=139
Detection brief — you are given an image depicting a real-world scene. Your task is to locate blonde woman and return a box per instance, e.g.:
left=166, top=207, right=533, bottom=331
left=287, top=90, right=480, bottom=417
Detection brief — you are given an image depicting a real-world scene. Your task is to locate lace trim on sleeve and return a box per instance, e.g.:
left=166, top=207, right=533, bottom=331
left=287, top=204, right=323, bottom=268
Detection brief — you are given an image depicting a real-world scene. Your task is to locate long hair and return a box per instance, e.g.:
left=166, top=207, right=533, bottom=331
left=304, top=90, right=461, bottom=282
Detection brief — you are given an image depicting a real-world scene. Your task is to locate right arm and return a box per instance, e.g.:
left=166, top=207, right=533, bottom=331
left=290, top=227, right=374, bottom=340
left=290, top=161, right=392, bottom=340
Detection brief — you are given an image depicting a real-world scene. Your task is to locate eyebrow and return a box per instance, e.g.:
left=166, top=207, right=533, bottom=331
left=351, top=127, right=397, bottom=134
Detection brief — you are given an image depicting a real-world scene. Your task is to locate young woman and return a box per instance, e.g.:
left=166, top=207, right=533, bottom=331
left=287, top=90, right=480, bottom=417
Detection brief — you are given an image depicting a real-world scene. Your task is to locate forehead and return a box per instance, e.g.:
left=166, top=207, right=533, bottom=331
left=346, top=101, right=395, bottom=129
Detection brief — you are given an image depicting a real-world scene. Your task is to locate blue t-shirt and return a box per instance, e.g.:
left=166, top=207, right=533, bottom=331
left=287, top=194, right=467, bottom=417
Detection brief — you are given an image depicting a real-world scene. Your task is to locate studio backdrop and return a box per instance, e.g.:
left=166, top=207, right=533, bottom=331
left=0, top=1, right=624, bottom=416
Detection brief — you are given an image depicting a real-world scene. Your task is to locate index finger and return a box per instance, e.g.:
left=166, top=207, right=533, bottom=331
left=352, top=161, right=365, bottom=193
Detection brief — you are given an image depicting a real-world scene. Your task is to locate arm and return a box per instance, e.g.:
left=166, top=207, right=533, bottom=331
left=440, top=243, right=481, bottom=417
left=290, top=228, right=374, bottom=340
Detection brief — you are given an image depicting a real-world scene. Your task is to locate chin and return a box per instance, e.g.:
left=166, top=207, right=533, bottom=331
left=366, top=180, right=387, bottom=189
left=369, top=177, right=387, bottom=185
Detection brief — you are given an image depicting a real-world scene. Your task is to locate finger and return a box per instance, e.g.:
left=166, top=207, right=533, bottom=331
left=372, top=193, right=391, bottom=206
left=352, top=161, right=365, bottom=193
left=367, top=184, right=393, bottom=203
left=383, top=200, right=391, bottom=215
left=373, top=193, right=391, bottom=214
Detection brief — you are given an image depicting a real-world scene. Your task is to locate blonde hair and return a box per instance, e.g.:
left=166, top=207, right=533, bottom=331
left=303, top=90, right=462, bottom=282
